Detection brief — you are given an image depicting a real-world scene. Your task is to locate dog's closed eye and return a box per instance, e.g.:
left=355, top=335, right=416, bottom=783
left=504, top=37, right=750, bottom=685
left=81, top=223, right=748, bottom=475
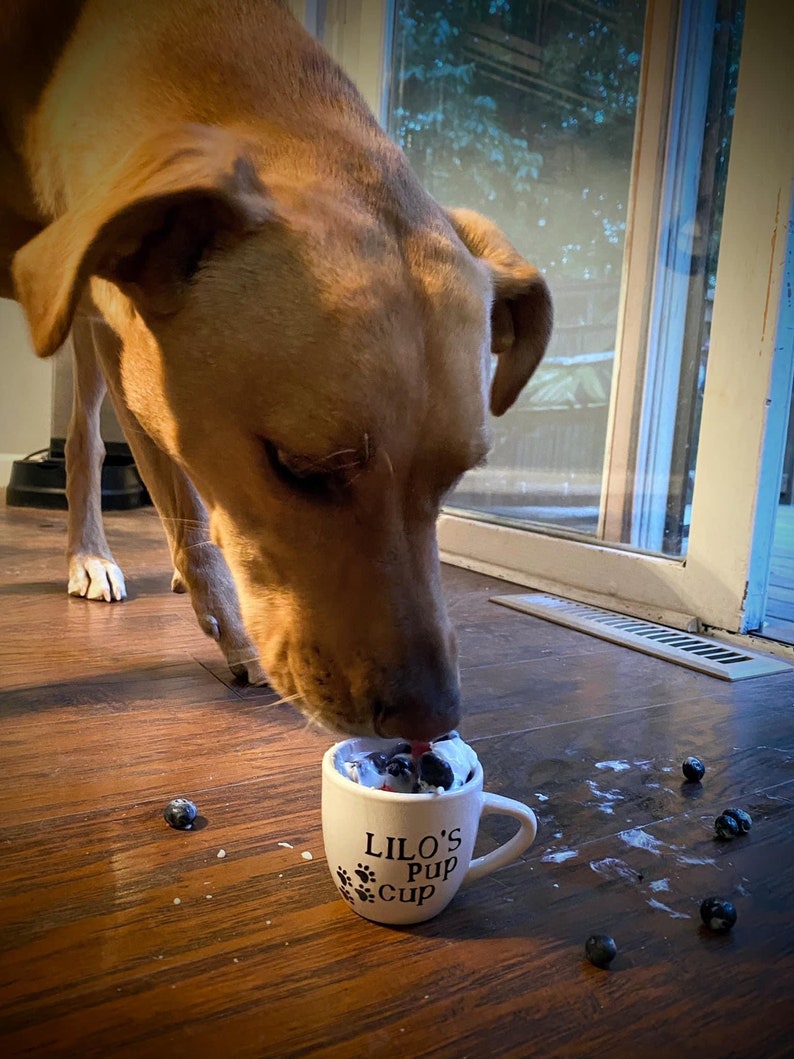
left=261, top=437, right=372, bottom=500
left=262, top=440, right=333, bottom=497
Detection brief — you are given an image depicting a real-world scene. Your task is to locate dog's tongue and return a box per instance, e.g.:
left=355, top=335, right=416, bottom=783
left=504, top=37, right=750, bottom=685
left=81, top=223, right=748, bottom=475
left=410, top=740, right=433, bottom=758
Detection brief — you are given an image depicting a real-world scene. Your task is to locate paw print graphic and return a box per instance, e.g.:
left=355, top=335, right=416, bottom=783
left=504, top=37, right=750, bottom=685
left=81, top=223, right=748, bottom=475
left=353, top=864, right=377, bottom=903
left=335, top=866, right=356, bottom=905
left=336, top=863, right=378, bottom=905
left=354, top=863, right=377, bottom=885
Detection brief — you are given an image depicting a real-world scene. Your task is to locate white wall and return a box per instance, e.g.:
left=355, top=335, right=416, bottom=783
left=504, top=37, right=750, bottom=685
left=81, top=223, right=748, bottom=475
left=0, top=298, right=53, bottom=487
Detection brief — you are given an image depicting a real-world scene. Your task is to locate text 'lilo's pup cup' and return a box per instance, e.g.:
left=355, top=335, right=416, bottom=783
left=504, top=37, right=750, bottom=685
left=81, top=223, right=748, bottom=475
left=321, top=735, right=538, bottom=925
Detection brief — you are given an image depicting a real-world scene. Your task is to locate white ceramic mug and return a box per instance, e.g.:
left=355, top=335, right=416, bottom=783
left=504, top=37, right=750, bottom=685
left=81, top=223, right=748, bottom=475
left=321, top=738, right=538, bottom=925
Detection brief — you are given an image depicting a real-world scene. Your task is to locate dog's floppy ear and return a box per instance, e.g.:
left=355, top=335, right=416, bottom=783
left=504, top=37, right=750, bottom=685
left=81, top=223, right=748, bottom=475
left=13, top=124, right=273, bottom=357
left=446, top=207, right=552, bottom=416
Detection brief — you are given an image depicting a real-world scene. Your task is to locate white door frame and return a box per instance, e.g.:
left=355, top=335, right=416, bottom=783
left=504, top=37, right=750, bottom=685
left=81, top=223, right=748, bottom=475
left=321, top=0, right=794, bottom=635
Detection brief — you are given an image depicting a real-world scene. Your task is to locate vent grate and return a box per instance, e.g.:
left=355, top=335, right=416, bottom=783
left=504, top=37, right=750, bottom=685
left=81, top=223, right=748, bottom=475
left=491, top=593, right=792, bottom=681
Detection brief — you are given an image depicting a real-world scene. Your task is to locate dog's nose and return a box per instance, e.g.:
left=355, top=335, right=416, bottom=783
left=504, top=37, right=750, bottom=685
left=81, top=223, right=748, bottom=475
left=374, top=682, right=461, bottom=742
left=372, top=620, right=461, bottom=740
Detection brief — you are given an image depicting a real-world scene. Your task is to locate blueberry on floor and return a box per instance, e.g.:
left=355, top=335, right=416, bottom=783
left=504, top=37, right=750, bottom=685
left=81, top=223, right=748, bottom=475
left=700, top=896, right=737, bottom=932
left=722, top=807, right=752, bottom=833
left=714, top=813, right=740, bottom=839
left=585, top=934, right=617, bottom=968
left=164, top=797, right=198, bottom=830
left=682, top=756, right=706, bottom=782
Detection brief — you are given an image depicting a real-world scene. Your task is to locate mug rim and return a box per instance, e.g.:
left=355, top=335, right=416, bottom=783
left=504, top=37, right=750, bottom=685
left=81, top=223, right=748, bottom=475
left=322, top=741, right=483, bottom=802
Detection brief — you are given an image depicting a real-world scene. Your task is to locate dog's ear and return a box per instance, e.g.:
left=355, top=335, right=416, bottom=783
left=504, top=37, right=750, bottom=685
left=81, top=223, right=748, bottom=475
left=446, top=207, right=552, bottom=416
left=13, top=124, right=273, bottom=357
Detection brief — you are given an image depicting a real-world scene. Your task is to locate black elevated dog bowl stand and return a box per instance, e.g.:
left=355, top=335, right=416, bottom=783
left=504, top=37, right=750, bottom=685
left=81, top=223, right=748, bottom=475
left=6, top=445, right=149, bottom=511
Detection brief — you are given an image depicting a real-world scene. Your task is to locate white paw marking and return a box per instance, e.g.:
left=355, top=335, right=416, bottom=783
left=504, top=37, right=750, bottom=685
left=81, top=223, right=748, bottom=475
left=68, top=556, right=127, bottom=602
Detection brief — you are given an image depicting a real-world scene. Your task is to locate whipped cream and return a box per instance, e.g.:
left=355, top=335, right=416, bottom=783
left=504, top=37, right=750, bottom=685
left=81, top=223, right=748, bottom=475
left=338, top=732, right=478, bottom=794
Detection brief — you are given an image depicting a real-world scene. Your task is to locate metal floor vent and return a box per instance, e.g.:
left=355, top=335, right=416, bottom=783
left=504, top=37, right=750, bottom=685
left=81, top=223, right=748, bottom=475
left=491, top=593, right=792, bottom=681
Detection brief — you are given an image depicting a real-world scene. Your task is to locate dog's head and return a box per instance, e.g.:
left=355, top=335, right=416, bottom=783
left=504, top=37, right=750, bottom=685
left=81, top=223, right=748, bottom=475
left=14, top=123, right=551, bottom=738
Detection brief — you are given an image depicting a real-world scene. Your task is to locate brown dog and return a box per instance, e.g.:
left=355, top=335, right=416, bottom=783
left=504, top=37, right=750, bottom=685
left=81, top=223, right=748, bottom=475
left=1, top=0, right=551, bottom=739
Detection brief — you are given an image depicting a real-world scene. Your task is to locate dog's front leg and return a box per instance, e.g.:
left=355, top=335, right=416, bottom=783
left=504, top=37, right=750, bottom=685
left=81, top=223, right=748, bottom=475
left=89, top=318, right=267, bottom=686
left=65, top=316, right=127, bottom=602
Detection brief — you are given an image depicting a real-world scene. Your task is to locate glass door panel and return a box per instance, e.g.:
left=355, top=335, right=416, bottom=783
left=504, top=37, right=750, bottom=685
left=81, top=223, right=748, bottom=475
left=385, top=0, right=743, bottom=558
left=387, top=0, right=646, bottom=536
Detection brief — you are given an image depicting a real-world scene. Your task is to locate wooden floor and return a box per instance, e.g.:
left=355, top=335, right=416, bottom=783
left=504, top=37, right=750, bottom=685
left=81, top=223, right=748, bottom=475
left=2, top=501, right=794, bottom=1058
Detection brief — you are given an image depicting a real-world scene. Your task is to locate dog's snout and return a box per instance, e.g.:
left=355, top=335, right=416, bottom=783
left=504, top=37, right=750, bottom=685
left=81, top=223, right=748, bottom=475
left=374, top=679, right=461, bottom=742
left=370, top=618, right=461, bottom=741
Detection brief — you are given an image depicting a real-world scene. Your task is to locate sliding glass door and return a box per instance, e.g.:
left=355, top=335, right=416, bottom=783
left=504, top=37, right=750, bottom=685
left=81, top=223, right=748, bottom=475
left=320, top=0, right=794, bottom=635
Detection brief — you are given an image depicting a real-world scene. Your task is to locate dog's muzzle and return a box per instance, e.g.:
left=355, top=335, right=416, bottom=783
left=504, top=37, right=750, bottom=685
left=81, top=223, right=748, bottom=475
left=372, top=670, right=462, bottom=742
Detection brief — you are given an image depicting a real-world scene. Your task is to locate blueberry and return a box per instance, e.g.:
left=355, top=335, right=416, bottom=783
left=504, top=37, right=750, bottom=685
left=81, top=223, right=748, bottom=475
left=700, top=896, right=737, bottom=932
left=585, top=934, right=617, bottom=968
left=682, top=756, right=706, bottom=782
left=722, top=807, right=752, bottom=833
left=714, top=813, right=740, bottom=840
left=164, top=797, right=198, bottom=830
left=385, top=754, right=415, bottom=779
left=366, top=751, right=391, bottom=771
left=418, top=751, right=454, bottom=790
left=388, top=742, right=412, bottom=759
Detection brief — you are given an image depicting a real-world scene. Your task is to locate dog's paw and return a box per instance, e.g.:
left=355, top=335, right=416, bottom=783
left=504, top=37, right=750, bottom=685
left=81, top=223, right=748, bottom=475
left=226, top=648, right=269, bottom=687
left=170, top=569, right=188, bottom=594
left=177, top=548, right=267, bottom=687
left=196, top=613, right=268, bottom=686
left=68, top=555, right=127, bottom=602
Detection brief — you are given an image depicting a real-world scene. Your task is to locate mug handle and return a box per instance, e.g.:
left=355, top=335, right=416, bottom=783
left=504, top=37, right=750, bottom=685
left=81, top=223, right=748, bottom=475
left=463, top=792, right=538, bottom=882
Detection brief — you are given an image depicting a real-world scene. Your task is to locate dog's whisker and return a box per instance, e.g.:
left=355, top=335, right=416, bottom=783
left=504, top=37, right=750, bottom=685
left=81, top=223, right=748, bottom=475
left=300, top=715, right=328, bottom=736
left=159, top=517, right=210, bottom=527
left=228, top=651, right=264, bottom=667
left=264, top=691, right=305, bottom=708
left=346, top=469, right=365, bottom=486
left=116, top=423, right=148, bottom=438
left=325, top=447, right=359, bottom=460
